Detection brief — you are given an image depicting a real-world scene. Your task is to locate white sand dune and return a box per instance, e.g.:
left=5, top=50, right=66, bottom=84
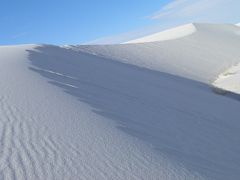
left=213, top=62, right=240, bottom=94
left=125, top=23, right=197, bottom=43
left=70, top=23, right=240, bottom=84
left=0, top=23, right=240, bottom=180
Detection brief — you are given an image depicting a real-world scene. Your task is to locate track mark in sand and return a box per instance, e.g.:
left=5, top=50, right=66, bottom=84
left=0, top=96, right=77, bottom=180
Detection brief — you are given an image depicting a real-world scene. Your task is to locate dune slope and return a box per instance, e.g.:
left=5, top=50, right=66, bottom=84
left=0, top=44, right=205, bottom=180
left=125, top=23, right=197, bottom=43
left=0, top=23, right=240, bottom=180
left=70, top=23, right=240, bottom=84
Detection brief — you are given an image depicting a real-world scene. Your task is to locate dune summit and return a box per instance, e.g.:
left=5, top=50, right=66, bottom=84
left=125, top=23, right=197, bottom=43
left=0, top=23, right=240, bottom=180
left=70, top=23, right=240, bottom=84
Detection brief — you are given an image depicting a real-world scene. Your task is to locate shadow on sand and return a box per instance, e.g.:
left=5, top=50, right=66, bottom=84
left=27, top=45, right=240, bottom=180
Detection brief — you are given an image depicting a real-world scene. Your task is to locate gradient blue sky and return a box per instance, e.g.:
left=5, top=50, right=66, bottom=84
left=1, top=0, right=240, bottom=45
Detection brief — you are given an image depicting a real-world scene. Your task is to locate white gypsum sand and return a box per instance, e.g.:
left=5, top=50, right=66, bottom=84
left=70, top=23, right=240, bottom=84
left=0, top=23, right=240, bottom=180
left=213, top=62, right=240, bottom=94
left=125, top=23, right=197, bottom=43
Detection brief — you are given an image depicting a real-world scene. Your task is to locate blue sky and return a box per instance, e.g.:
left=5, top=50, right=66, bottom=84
left=1, top=0, right=240, bottom=45
left=0, top=0, right=170, bottom=45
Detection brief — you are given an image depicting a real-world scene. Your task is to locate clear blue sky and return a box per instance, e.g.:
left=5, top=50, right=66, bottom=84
left=0, top=0, right=170, bottom=45
left=1, top=0, right=239, bottom=45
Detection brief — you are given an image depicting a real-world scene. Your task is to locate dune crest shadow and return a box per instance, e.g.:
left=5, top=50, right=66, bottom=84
left=27, top=45, right=240, bottom=180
